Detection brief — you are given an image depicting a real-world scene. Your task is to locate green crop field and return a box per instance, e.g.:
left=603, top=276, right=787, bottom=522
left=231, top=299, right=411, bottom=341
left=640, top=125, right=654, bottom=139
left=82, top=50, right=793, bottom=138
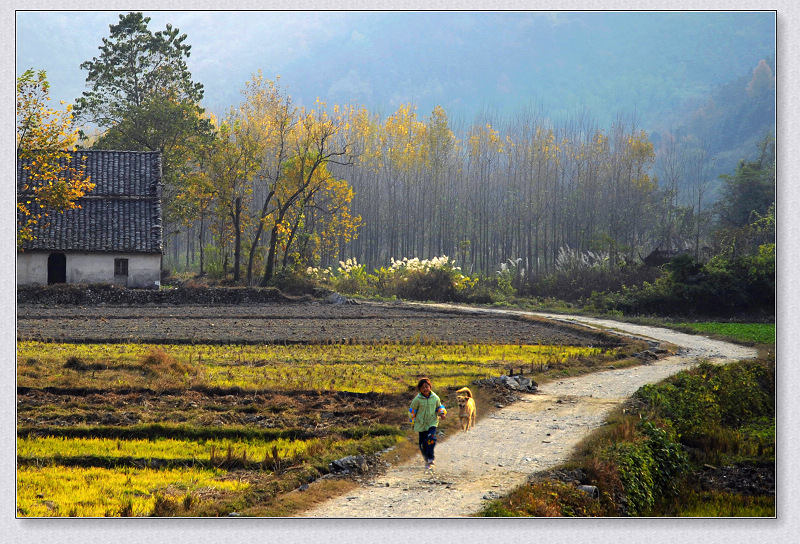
left=679, top=322, right=775, bottom=345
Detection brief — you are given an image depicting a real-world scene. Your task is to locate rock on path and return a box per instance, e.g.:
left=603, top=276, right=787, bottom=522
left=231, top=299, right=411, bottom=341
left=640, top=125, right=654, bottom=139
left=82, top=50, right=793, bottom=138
left=298, top=310, right=758, bottom=518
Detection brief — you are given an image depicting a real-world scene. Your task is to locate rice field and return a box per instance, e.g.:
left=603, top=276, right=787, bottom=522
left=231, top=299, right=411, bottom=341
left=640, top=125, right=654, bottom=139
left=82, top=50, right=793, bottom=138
left=17, top=341, right=606, bottom=394
left=18, top=435, right=326, bottom=464
left=16, top=320, right=622, bottom=516
left=17, top=465, right=249, bottom=517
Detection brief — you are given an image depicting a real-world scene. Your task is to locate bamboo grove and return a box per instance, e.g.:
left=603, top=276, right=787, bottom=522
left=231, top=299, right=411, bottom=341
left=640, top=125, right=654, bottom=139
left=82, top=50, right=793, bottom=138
left=168, top=76, right=711, bottom=284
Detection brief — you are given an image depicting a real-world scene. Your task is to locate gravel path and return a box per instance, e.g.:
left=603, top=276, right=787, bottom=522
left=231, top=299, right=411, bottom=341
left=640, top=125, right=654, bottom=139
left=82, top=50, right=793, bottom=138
left=299, top=308, right=758, bottom=518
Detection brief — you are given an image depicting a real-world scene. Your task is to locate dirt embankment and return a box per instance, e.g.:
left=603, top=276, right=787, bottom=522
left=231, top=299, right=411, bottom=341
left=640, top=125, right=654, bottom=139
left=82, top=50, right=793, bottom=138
left=17, top=283, right=292, bottom=306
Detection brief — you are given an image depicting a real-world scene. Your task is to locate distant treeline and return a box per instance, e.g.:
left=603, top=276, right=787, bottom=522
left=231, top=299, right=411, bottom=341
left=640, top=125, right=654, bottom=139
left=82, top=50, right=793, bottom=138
left=164, top=96, right=774, bottom=291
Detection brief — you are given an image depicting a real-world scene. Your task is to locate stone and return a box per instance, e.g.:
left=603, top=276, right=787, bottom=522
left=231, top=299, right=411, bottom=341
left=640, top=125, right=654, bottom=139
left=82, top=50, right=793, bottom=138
left=329, top=454, right=369, bottom=474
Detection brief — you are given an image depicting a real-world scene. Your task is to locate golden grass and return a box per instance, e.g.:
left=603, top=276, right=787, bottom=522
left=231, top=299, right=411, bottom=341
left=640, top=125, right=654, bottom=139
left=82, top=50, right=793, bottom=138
left=17, top=341, right=608, bottom=394
left=17, top=339, right=627, bottom=517
left=17, top=465, right=249, bottom=517
left=18, top=435, right=325, bottom=464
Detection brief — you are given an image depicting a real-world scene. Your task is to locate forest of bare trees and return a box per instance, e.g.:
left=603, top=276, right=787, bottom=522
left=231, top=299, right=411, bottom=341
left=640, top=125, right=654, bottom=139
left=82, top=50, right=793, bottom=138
left=166, top=93, right=717, bottom=286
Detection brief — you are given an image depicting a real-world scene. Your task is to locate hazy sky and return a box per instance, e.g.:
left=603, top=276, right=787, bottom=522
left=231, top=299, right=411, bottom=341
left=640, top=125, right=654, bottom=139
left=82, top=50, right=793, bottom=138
left=15, top=11, right=361, bottom=113
left=15, top=10, right=776, bottom=127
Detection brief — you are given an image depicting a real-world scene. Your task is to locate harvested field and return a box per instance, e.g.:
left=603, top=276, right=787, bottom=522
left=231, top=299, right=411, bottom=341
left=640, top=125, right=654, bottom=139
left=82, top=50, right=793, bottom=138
left=16, top=300, right=616, bottom=346
left=15, top=292, right=632, bottom=518
left=16, top=387, right=407, bottom=439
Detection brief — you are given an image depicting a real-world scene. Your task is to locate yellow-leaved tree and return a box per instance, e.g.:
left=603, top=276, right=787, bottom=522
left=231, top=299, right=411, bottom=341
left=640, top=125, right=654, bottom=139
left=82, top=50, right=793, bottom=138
left=276, top=158, right=362, bottom=268
left=16, top=69, right=94, bottom=249
left=259, top=101, right=353, bottom=285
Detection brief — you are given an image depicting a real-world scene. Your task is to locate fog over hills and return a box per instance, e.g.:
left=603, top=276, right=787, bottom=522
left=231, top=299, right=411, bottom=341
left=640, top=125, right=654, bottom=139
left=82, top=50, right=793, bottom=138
left=16, top=10, right=775, bottom=186
left=16, top=11, right=774, bottom=126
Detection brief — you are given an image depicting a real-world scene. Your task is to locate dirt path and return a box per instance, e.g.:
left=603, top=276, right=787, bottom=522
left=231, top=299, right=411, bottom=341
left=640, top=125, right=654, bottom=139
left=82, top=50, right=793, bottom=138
left=299, top=308, right=757, bottom=517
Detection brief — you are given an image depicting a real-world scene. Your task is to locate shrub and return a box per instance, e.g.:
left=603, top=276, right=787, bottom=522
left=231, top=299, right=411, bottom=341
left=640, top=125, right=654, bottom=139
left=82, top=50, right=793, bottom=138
left=607, top=441, right=656, bottom=516
left=525, top=261, right=662, bottom=304
left=495, top=258, right=525, bottom=292
left=585, top=245, right=775, bottom=317
left=635, top=360, right=774, bottom=439
left=309, top=255, right=477, bottom=301
left=460, top=275, right=514, bottom=303
left=378, top=256, right=475, bottom=302
left=482, top=480, right=604, bottom=517
left=602, top=421, right=688, bottom=516
left=640, top=421, right=689, bottom=499
left=202, top=244, right=226, bottom=280
left=306, top=258, right=369, bottom=295
left=332, top=259, right=369, bottom=295
left=269, top=265, right=317, bottom=295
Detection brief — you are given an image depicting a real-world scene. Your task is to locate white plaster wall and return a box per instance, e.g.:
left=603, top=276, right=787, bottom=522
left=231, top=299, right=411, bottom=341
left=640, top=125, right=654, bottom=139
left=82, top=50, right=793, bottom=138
left=18, top=252, right=161, bottom=289
left=121, top=253, right=161, bottom=289
left=16, top=252, right=49, bottom=285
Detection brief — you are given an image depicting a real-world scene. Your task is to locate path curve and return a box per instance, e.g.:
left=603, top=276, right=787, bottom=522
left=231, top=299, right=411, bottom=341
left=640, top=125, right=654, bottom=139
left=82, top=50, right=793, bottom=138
left=299, top=308, right=757, bottom=518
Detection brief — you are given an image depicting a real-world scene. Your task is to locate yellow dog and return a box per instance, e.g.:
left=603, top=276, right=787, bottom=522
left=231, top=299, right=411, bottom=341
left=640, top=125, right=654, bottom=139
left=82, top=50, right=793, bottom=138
left=455, top=387, right=476, bottom=431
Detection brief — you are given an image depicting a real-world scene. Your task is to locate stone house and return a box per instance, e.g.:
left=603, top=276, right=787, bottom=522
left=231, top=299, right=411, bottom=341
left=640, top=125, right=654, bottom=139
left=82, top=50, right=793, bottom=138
left=17, top=150, right=163, bottom=289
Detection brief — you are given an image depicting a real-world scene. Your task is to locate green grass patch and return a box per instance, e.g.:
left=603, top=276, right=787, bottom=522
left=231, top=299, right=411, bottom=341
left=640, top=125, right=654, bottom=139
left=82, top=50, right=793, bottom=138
left=671, top=490, right=775, bottom=517
left=479, top=356, right=775, bottom=518
left=678, top=322, right=775, bottom=345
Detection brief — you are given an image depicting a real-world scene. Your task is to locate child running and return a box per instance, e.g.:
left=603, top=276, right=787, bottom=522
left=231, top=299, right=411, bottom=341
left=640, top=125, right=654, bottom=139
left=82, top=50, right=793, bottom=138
left=409, top=377, right=446, bottom=471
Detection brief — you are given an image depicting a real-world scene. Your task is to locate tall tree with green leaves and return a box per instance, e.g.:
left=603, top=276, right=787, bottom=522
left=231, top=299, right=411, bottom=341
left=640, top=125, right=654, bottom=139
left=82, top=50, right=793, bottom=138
left=74, top=12, right=212, bottom=225
left=712, top=133, right=775, bottom=259
left=715, top=133, right=776, bottom=229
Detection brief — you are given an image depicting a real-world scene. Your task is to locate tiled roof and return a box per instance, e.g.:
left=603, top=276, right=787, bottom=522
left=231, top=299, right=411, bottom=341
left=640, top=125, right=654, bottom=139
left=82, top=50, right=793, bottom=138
left=17, top=150, right=163, bottom=253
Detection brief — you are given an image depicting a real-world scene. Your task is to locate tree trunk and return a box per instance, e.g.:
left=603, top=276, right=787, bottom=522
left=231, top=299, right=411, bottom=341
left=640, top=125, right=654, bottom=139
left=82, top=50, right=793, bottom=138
left=260, top=224, right=280, bottom=286
left=232, top=197, right=242, bottom=282
left=199, top=211, right=205, bottom=275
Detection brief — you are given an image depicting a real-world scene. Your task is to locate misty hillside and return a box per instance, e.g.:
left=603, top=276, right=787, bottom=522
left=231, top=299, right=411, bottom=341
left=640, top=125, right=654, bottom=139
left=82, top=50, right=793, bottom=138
left=275, top=12, right=774, bottom=126
left=649, top=56, right=776, bottom=196
left=271, top=11, right=775, bottom=187
left=18, top=11, right=773, bottom=131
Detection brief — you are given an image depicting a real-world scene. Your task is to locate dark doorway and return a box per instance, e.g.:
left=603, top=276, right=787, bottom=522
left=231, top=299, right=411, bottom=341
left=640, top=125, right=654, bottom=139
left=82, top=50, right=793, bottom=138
left=47, top=253, right=67, bottom=284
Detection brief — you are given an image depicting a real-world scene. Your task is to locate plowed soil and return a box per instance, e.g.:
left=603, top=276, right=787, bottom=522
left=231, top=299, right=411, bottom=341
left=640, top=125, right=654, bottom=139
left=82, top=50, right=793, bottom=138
left=16, top=301, right=613, bottom=346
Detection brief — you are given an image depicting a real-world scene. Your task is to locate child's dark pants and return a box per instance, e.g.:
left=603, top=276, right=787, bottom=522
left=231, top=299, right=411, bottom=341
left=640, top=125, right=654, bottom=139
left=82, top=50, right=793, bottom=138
left=418, top=426, right=438, bottom=462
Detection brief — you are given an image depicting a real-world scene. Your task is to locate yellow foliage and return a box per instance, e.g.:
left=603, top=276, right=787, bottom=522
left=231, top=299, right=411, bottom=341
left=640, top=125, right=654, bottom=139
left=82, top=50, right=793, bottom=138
left=16, top=69, right=95, bottom=249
